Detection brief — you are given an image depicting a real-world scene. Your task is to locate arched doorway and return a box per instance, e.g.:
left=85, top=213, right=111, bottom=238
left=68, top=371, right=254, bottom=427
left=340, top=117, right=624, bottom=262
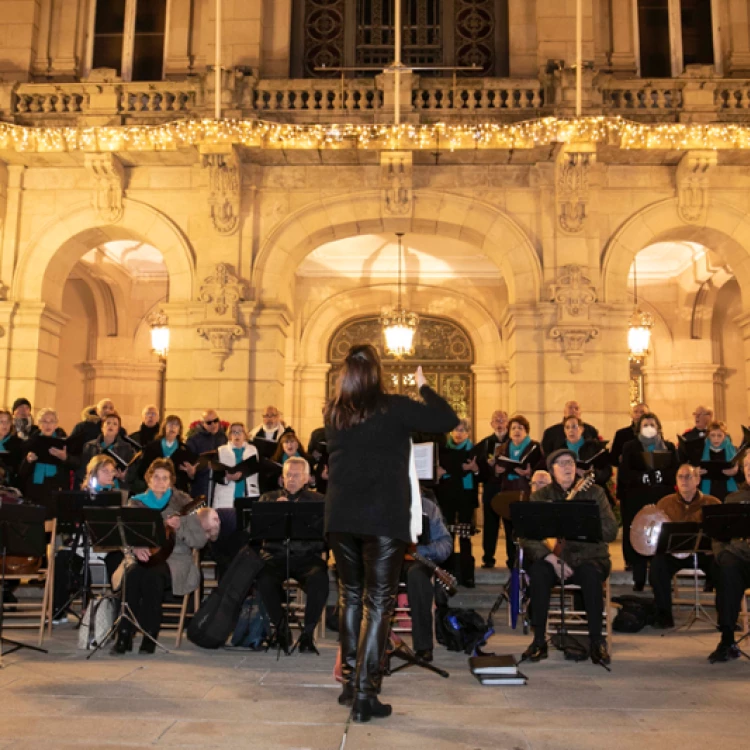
left=327, top=315, right=475, bottom=419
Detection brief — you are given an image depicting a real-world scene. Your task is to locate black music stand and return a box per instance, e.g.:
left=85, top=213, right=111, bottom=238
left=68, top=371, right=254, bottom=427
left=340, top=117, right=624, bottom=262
left=703, top=505, right=750, bottom=654
left=512, top=501, right=607, bottom=669
left=247, top=501, right=325, bottom=657
left=655, top=521, right=714, bottom=630
left=51, top=490, right=123, bottom=624
left=0, top=502, right=48, bottom=662
left=83, top=507, right=169, bottom=658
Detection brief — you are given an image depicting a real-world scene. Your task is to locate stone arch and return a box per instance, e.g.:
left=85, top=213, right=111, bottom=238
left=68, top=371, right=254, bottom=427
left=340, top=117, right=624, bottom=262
left=297, top=284, right=505, bottom=368
left=12, top=199, right=195, bottom=309
left=601, top=198, right=750, bottom=311
left=254, top=191, right=541, bottom=309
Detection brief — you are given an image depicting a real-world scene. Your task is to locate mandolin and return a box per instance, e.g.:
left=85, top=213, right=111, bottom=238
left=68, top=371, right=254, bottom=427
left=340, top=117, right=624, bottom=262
left=139, top=497, right=207, bottom=568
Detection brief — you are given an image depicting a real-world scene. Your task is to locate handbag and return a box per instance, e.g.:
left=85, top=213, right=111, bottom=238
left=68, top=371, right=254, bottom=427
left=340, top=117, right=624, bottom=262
left=78, top=596, right=116, bottom=650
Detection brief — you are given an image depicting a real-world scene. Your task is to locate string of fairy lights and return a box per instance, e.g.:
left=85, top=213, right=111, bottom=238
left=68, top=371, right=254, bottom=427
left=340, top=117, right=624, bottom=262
left=2, top=116, right=750, bottom=153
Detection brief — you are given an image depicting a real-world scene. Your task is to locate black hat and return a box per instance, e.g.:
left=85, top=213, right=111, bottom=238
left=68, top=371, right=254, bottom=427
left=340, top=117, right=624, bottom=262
left=12, top=398, right=31, bottom=413
left=546, top=448, right=577, bottom=472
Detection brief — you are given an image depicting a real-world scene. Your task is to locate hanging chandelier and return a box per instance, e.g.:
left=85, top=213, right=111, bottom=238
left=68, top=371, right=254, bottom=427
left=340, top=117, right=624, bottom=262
left=381, top=233, right=418, bottom=358
left=628, top=257, right=653, bottom=361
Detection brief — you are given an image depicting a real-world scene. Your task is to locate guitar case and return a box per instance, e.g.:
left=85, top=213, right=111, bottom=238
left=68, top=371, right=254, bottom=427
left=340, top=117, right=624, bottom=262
left=187, top=544, right=264, bottom=649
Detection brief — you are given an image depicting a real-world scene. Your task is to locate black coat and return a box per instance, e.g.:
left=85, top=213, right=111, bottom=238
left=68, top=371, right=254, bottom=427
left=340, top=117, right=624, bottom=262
left=610, top=423, right=637, bottom=466
left=541, top=421, right=599, bottom=456
left=436, top=442, right=480, bottom=521
left=325, top=386, right=459, bottom=543
left=0, top=434, right=25, bottom=488
left=258, top=488, right=326, bottom=559
left=618, top=438, right=678, bottom=505
left=475, top=432, right=510, bottom=503
left=18, top=430, right=71, bottom=503
left=129, top=423, right=159, bottom=448
left=137, top=439, right=193, bottom=493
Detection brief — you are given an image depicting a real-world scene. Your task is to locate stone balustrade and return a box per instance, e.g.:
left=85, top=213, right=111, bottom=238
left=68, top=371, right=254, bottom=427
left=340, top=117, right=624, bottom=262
left=252, top=78, right=382, bottom=112
left=715, top=80, right=750, bottom=111
left=414, top=78, right=544, bottom=113
left=599, top=79, right=684, bottom=113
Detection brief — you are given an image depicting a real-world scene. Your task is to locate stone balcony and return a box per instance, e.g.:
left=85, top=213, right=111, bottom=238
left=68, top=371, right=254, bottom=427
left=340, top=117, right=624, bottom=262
left=0, top=65, right=748, bottom=126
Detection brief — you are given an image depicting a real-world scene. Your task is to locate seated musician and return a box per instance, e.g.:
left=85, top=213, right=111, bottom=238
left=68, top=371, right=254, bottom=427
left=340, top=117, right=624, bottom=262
left=709, top=450, right=750, bottom=663
left=112, top=458, right=219, bottom=655
left=255, top=457, right=328, bottom=654
left=403, top=489, right=453, bottom=663
left=522, top=448, right=618, bottom=666
left=649, top=464, right=720, bottom=629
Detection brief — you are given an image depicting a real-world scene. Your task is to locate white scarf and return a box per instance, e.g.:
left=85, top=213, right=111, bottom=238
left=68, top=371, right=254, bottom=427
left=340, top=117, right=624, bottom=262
left=408, top=440, right=423, bottom=543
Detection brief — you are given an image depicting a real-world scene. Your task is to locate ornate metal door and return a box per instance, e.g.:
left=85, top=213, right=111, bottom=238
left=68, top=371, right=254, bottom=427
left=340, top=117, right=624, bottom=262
left=327, top=315, right=474, bottom=419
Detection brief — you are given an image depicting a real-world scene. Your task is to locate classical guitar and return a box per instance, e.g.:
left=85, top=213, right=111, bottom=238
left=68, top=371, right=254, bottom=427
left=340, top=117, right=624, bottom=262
left=410, top=550, right=458, bottom=597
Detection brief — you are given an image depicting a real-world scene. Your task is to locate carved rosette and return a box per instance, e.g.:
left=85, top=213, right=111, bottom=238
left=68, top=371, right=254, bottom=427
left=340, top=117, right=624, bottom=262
left=201, top=147, right=241, bottom=235
left=84, top=152, right=125, bottom=223
left=380, top=151, right=413, bottom=217
left=548, top=264, right=599, bottom=373
left=556, top=146, right=595, bottom=234
left=676, top=150, right=717, bottom=224
left=197, top=263, right=247, bottom=371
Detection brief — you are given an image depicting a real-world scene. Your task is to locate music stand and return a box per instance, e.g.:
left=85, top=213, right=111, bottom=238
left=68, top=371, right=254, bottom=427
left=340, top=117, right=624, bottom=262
left=511, top=501, right=607, bottom=669
left=82, top=507, right=169, bottom=658
left=51, top=490, right=123, bottom=624
left=247, top=501, right=325, bottom=656
left=0, top=502, right=48, bottom=663
left=655, top=521, right=714, bottom=630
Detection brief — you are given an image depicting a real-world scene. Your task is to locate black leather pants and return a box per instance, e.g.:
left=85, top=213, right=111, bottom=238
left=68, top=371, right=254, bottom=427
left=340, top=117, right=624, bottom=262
left=329, top=533, right=408, bottom=698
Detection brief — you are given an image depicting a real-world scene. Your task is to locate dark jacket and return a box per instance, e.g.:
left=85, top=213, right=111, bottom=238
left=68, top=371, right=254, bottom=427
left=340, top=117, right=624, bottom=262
left=475, top=431, right=510, bottom=503
left=325, top=385, right=459, bottom=543
left=0, top=434, right=25, bottom=488
left=18, top=429, right=72, bottom=502
left=524, top=481, right=617, bottom=573
left=258, top=488, right=326, bottom=560
left=137, top=439, right=192, bottom=493
left=436, top=441, right=480, bottom=520
left=610, top=423, right=637, bottom=466
left=74, top=435, right=136, bottom=488
left=577, top=439, right=613, bottom=499
left=713, top=485, right=750, bottom=563
left=186, top=426, right=228, bottom=499
left=307, top=426, right=328, bottom=494
left=416, top=494, right=453, bottom=564
left=69, top=412, right=127, bottom=456
left=618, top=437, right=678, bottom=505
left=541, top=421, right=599, bottom=456
left=129, top=423, right=159, bottom=448
left=488, top=438, right=544, bottom=497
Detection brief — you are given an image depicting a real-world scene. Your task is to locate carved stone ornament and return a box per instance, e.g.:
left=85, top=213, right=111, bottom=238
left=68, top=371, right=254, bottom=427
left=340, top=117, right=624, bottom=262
left=197, top=324, right=244, bottom=371
left=198, top=262, right=246, bottom=318
left=380, top=151, right=413, bottom=217
left=201, top=147, right=241, bottom=235
left=676, top=150, right=717, bottom=224
left=84, top=152, right=125, bottom=223
left=548, top=264, right=597, bottom=323
left=556, top=146, right=595, bottom=234
left=550, top=326, right=599, bottom=374
left=197, top=263, right=247, bottom=371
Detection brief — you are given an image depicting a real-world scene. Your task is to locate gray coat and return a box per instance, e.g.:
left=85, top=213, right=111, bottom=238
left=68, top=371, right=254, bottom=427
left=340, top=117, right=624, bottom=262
left=523, top=482, right=618, bottom=574
left=128, top=489, right=208, bottom=596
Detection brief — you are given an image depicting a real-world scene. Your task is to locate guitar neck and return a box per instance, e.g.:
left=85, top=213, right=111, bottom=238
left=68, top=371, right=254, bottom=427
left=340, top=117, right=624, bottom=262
left=411, top=550, right=457, bottom=596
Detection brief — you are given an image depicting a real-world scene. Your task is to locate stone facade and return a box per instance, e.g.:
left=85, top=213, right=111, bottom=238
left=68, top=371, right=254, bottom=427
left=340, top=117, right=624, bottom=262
left=0, top=1, right=749, bottom=447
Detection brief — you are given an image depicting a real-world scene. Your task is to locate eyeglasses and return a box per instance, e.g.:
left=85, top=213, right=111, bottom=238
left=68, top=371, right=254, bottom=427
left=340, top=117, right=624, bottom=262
left=263, top=414, right=278, bottom=420
left=554, top=459, right=576, bottom=468
left=676, top=474, right=696, bottom=481
left=204, top=418, right=220, bottom=425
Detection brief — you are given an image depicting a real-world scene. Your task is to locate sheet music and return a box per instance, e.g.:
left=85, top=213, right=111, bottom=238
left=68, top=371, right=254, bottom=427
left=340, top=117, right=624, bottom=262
left=413, top=442, right=435, bottom=481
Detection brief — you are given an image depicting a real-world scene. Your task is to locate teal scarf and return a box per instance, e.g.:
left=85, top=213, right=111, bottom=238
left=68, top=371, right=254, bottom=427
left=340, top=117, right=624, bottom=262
left=233, top=447, right=246, bottom=498
left=566, top=437, right=585, bottom=456
left=281, top=451, right=300, bottom=464
left=161, top=438, right=178, bottom=458
left=446, top=437, right=475, bottom=490
left=508, top=436, right=531, bottom=480
left=701, top=437, right=738, bottom=495
left=33, top=462, right=57, bottom=485
left=0, top=435, right=9, bottom=450
left=132, top=488, right=173, bottom=510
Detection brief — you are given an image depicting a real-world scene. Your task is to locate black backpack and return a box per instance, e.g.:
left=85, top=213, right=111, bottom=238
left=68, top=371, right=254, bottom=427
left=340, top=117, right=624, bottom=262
left=435, top=607, right=488, bottom=654
left=612, top=595, right=656, bottom=633
left=187, top=545, right=264, bottom=649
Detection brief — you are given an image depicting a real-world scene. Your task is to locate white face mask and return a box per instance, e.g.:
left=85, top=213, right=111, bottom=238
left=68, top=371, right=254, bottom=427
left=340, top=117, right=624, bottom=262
left=640, top=426, right=658, bottom=439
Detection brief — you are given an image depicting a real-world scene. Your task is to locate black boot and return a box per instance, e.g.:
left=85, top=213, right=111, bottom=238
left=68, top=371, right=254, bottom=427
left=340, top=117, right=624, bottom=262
left=111, top=628, right=133, bottom=656
left=352, top=694, right=392, bottom=723
left=297, top=631, right=318, bottom=654
left=139, top=637, right=157, bottom=654
left=338, top=683, right=354, bottom=707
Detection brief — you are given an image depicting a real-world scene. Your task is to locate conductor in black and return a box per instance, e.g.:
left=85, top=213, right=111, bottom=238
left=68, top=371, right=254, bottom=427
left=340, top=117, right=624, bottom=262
left=325, top=344, right=459, bottom=723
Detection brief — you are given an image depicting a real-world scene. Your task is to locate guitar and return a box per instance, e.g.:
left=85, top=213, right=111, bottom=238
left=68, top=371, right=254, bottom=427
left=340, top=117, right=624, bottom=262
left=410, top=550, right=458, bottom=597
left=544, top=469, right=596, bottom=556
left=447, top=522, right=478, bottom=539
left=140, top=496, right=207, bottom=568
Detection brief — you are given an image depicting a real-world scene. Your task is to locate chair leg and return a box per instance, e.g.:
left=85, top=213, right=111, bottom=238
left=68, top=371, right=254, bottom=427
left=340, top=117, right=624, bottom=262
left=175, top=594, right=191, bottom=648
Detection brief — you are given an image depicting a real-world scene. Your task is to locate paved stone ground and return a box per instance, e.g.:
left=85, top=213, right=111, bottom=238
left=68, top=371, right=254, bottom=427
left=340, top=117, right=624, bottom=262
left=1, top=604, right=748, bottom=750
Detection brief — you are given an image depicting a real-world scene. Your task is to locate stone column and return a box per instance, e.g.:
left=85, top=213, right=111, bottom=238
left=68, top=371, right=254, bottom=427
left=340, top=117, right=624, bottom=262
left=2, top=301, right=69, bottom=409
left=471, top=364, right=508, bottom=432
left=293, top=363, right=331, bottom=445
left=164, top=0, right=195, bottom=77
left=726, top=0, right=750, bottom=76
left=48, top=0, right=84, bottom=78
left=609, top=0, right=638, bottom=76
left=0, top=165, right=25, bottom=293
